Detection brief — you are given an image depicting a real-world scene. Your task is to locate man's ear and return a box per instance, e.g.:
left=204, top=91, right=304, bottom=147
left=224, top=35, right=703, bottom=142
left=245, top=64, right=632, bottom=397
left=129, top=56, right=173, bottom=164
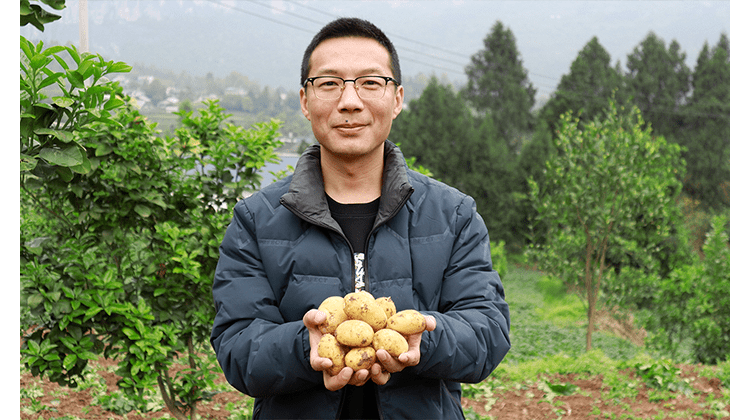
left=392, top=84, right=404, bottom=119
left=300, top=87, right=311, bottom=121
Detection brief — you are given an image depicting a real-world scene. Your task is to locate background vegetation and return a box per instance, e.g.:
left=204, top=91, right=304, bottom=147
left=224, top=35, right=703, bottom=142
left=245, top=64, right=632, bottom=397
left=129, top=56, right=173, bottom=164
left=21, top=1, right=729, bottom=418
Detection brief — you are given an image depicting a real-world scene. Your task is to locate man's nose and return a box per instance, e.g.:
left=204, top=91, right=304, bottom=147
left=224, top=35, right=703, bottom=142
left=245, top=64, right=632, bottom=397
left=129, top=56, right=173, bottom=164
left=338, top=81, right=363, bottom=109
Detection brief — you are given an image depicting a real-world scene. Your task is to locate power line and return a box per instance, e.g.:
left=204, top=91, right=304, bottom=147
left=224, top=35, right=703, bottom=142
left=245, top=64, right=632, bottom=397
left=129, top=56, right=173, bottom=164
left=206, top=0, right=317, bottom=35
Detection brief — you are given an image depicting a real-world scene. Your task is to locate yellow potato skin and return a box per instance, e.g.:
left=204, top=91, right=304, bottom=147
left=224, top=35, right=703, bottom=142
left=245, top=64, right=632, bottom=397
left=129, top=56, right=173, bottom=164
left=318, top=296, right=347, bottom=334
left=372, top=328, right=409, bottom=357
left=345, top=346, right=377, bottom=371
left=375, top=296, right=397, bottom=319
left=317, top=333, right=348, bottom=376
left=335, top=320, right=374, bottom=347
left=386, top=309, right=426, bottom=335
left=344, top=292, right=388, bottom=331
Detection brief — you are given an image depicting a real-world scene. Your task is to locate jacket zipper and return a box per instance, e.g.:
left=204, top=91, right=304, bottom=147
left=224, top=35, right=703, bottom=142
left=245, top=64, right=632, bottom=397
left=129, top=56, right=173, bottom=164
left=362, top=189, right=413, bottom=292
left=281, top=184, right=413, bottom=294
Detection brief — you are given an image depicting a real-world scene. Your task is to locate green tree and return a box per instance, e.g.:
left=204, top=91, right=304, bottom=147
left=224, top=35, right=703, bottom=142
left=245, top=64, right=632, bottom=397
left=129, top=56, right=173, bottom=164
left=540, top=36, right=624, bottom=132
left=391, top=77, right=516, bottom=243
left=20, top=32, right=281, bottom=419
left=624, top=32, right=690, bottom=137
left=677, top=34, right=730, bottom=208
left=463, top=20, right=536, bottom=153
left=528, top=100, right=684, bottom=351
left=642, top=214, right=730, bottom=363
left=143, top=78, right=168, bottom=103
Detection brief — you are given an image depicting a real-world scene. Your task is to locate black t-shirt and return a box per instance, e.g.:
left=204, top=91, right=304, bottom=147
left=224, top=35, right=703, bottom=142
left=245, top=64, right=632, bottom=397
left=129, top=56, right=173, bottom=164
left=326, top=194, right=381, bottom=420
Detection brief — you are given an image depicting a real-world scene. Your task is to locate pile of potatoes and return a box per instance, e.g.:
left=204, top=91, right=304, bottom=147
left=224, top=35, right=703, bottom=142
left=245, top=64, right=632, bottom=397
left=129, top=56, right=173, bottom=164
left=316, top=291, right=426, bottom=376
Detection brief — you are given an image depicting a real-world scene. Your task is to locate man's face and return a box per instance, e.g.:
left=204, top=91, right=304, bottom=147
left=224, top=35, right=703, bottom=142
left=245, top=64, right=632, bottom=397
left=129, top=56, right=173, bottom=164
left=300, top=37, right=404, bottom=162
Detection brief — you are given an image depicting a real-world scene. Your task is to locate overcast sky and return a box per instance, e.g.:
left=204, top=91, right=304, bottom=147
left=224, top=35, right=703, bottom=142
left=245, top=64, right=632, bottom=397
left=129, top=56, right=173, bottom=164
left=19, top=0, right=733, bottom=104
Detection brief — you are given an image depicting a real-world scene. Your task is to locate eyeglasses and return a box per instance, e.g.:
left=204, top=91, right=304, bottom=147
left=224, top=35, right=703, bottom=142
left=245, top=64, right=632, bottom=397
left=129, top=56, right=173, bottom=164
left=304, top=75, right=399, bottom=100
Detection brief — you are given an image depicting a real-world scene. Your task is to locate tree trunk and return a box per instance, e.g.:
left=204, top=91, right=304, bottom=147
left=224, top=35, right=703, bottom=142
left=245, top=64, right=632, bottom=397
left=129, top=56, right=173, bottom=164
left=157, top=374, right=188, bottom=420
left=585, top=236, right=595, bottom=351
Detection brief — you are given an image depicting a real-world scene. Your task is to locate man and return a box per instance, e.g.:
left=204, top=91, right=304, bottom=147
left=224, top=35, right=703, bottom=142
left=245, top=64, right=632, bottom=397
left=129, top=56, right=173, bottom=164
left=211, top=17, right=511, bottom=419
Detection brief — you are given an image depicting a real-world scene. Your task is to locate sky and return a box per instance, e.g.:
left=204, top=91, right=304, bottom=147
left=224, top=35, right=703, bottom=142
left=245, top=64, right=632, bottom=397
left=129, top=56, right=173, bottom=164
left=18, top=0, right=733, bottom=105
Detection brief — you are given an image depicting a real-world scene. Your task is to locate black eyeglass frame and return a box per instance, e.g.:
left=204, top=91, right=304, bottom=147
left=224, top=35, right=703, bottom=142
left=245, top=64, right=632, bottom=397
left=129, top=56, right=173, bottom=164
left=304, top=75, right=400, bottom=100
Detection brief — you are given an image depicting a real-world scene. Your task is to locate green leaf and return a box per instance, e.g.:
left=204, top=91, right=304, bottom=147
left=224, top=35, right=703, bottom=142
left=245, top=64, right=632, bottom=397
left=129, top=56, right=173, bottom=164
left=38, top=73, right=63, bottom=90
left=55, top=165, right=74, bottom=182
left=134, top=204, right=152, bottom=218
left=70, top=153, right=92, bottom=174
left=20, top=154, right=38, bottom=172
left=95, top=143, right=112, bottom=157
left=42, top=45, right=66, bottom=56
left=35, top=128, right=75, bottom=143
left=108, top=62, right=133, bottom=73
left=43, top=352, right=61, bottom=361
left=122, top=327, right=140, bottom=340
left=104, top=97, right=125, bottom=111
left=27, top=294, right=44, bottom=308
left=52, top=53, right=70, bottom=71
left=52, top=96, right=75, bottom=108
left=30, top=53, right=53, bottom=70
left=63, top=353, right=78, bottom=370
left=84, top=306, right=102, bottom=321
left=39, top=146, right=83, bottom=167
left=66, top=69, right=85, bottom=89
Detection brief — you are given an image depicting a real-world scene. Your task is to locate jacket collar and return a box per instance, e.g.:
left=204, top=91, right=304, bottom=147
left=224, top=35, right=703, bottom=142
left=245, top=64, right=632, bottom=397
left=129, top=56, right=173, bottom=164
left=279, top=141, right=414, bottom=231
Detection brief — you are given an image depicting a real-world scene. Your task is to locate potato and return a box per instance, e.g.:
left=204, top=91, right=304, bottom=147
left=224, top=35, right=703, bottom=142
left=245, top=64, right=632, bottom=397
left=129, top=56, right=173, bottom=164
left=317, top=334, right=348, bottom=376
left=386, top=309, right=426, bottom=335
left=344, top=291, right=387, bottom=331
left=372, top=328, right=409, bottom=357
left=345, top=290, right=374, bottom=300
left=375, top=296, right=397, bottom=319
left=318, top=296, right=347, bottom=334
left=335, top=320, right=374, bottom=347
left=345, top=346, right=377, bottom=371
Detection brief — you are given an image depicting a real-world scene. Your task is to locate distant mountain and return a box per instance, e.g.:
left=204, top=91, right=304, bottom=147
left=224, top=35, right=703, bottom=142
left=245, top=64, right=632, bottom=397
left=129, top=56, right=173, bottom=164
left=21, top=0, right=730, bottom=105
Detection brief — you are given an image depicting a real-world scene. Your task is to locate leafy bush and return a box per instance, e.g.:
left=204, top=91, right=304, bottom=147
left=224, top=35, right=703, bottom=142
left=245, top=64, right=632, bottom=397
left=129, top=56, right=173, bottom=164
left=640, top=214, right=730, bottom=364
left=491, top=240, right=508, bottom=278
left=20, top=32, right=281, bottom=419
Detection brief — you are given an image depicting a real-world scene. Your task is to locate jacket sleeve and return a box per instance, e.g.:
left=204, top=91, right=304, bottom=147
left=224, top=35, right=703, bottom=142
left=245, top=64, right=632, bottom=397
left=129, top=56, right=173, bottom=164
left=413, top=195, right=511, bottom=383
left=210, top=199, right=320, bottom=397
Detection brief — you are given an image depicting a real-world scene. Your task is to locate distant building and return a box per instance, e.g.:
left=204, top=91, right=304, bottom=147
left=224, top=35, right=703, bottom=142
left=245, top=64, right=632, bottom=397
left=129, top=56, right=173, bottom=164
left=225, top=87, right=248, bottom=96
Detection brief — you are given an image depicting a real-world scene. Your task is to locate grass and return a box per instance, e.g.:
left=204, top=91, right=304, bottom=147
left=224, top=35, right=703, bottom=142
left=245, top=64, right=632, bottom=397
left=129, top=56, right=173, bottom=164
left=501, top=267, right=642, bottom=365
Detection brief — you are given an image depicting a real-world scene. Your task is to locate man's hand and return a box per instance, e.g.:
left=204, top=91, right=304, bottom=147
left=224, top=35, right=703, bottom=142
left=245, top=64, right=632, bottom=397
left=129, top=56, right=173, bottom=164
left=304, top=309, right=437, bottom=390
left=304, top=309, right=370, bottom=391
left=376, top=314, right=437, bottom=374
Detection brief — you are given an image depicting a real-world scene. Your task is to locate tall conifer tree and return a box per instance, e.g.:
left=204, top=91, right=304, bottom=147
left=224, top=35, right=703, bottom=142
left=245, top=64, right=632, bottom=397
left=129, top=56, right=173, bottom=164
left=679, top=34, right=730, bottom=207
left=390, top=77, right=515, bottom=242
left=540, top=37, right=624, bottom=131
left=624, top=32, right=690, bottom=137
left=463, top=20, right=536, bottom=153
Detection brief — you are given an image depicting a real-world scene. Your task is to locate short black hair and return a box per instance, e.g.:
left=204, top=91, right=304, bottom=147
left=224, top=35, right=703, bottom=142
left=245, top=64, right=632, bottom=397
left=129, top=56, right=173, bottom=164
left=300, top=17, right=401, bottom=87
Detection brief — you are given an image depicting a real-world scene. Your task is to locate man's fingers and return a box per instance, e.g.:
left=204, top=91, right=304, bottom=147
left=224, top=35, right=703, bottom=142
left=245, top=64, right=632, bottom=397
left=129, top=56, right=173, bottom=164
left=324, top=367, right=353, bottom=391
left=311, top=355, right=333, bottom=372
left=303, top=309, right=326, bottom=328
left=424, top=314, right=437, bottom=331
left=371, top=363, right=391, bottom=385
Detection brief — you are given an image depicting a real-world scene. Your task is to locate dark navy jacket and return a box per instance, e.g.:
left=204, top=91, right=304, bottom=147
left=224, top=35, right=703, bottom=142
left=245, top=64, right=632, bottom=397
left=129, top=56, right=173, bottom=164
left=211, top=141, right=511, bottom=419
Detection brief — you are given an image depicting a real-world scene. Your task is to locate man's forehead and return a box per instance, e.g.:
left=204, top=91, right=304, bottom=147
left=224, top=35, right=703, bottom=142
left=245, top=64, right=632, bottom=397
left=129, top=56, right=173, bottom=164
left=309, top=37, right=392, bottom=75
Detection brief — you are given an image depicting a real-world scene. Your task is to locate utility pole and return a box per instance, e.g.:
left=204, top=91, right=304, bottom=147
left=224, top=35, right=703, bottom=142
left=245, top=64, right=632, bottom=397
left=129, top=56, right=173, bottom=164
left=79, top=0, right=89, bottom=53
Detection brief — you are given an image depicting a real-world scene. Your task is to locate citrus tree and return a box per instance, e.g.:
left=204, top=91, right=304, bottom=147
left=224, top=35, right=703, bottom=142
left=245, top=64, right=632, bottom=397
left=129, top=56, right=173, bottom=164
left=20, top=33, right=281, bottom=419
left=528, top=99, right=684, bottom=351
